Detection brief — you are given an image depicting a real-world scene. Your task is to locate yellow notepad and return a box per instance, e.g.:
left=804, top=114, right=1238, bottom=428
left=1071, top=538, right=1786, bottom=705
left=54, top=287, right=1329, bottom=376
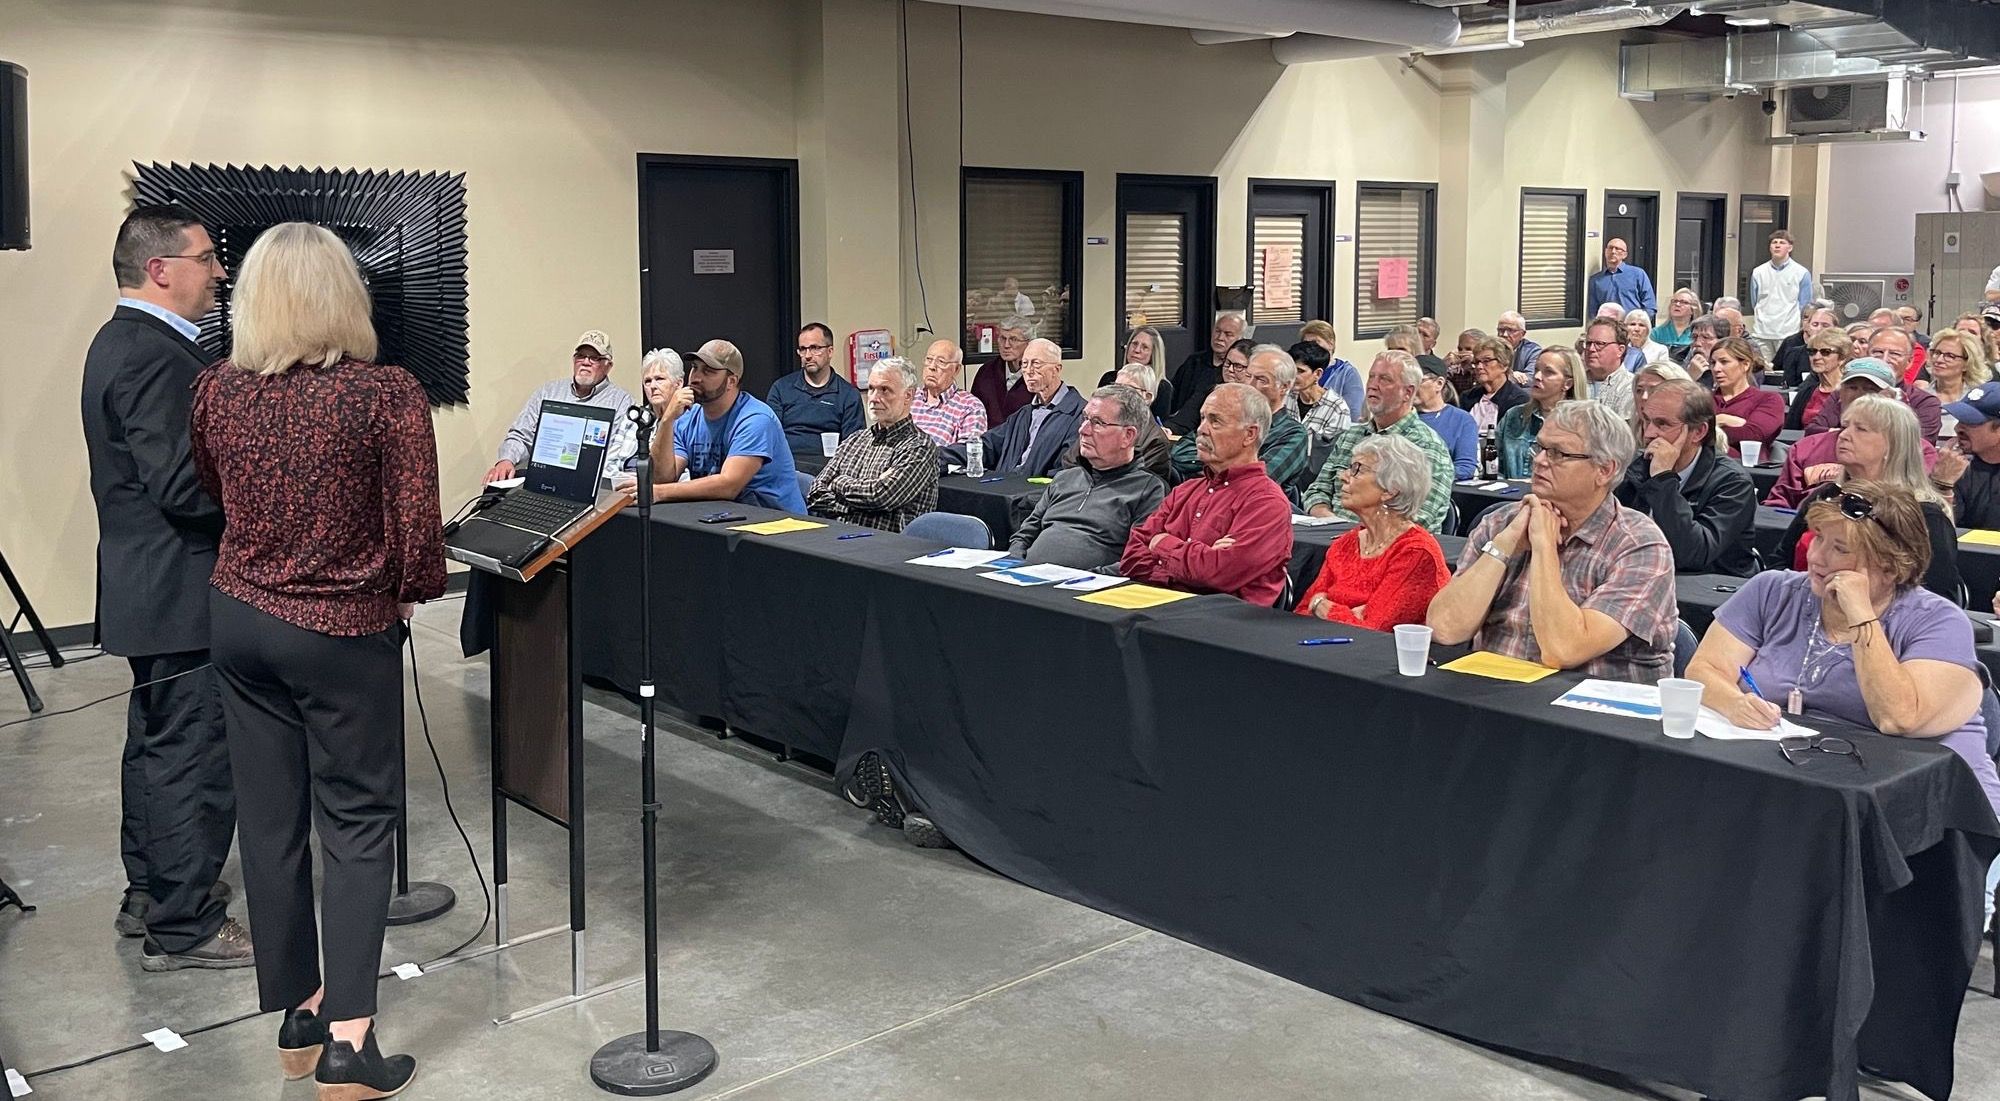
left=1439, top=651, right=1560, bottom=683
left=732, top=517, right=827, bottom=536
left=1960, top=529, right=2000, bottom=547
left=1075, top=584, right=1196, bottom=609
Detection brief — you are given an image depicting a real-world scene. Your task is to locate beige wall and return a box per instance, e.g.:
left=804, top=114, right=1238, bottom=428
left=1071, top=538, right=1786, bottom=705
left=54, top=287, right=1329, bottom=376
left=5, top=0, right=1791, bottom=631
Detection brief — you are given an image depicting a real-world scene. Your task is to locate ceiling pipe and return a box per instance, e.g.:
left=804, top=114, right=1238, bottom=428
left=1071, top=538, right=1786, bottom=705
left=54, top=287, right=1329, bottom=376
left=1270, top=34, right=1406, bottom=63
left=1434, top=0, right=1686, bottom=54
left=937, top=0, right=1458, bottom=46
left=1189, top=29, right=1295, bottom=45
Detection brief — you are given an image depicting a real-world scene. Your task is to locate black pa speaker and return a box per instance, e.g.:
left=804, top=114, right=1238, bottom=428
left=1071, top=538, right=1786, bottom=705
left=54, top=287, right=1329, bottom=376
left=0, top=62, right=26, bottom=251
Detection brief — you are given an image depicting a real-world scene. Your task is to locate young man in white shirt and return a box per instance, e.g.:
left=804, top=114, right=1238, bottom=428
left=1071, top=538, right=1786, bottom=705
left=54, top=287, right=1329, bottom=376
left=1748, top=230, right=1813, bottom=364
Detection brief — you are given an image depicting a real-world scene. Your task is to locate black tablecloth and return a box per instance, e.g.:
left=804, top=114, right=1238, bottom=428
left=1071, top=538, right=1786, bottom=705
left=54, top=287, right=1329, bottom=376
left=468, top=502, right=2000, bottom=1101
left=796, top=452, right=1043, bottom=546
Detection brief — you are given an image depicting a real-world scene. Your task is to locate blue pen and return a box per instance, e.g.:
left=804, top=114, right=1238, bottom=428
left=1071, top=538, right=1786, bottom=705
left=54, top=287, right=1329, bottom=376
left=837, top=532, right=874, bottom=540
left=979, top=476, right=1006, bottom=483
left=1298, top=637, right=1353, bottom=646
left=1738, top=665, right=1766, bottom=698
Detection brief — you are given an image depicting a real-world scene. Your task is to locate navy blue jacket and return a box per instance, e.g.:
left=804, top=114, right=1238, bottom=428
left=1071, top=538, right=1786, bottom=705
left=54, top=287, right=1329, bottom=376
left=942, top=384, right=1085, bottom=479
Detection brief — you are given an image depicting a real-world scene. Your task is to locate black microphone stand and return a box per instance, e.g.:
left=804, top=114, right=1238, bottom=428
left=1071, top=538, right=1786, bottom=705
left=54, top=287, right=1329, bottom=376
left=591, top=402, right=717, bottom=1096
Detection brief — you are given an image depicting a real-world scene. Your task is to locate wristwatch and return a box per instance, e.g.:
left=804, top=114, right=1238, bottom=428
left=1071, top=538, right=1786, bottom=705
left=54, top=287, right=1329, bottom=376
left=1479, top=540, right=1512, bottom=566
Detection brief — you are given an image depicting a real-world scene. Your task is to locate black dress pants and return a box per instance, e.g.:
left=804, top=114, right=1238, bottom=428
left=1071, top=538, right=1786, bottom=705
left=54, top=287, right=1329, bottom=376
left=211, top=592, right=402, bottom=1021
left=118, top=649, right=232, bottom=952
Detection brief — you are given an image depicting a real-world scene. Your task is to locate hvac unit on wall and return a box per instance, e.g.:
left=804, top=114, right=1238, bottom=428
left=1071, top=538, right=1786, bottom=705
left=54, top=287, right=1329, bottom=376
left=1785, top=79, right=1906, bottom=136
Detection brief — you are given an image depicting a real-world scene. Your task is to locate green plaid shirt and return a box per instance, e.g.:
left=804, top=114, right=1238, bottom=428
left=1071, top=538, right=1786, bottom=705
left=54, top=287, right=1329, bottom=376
left=1300, top=409, right=1456, bottom=533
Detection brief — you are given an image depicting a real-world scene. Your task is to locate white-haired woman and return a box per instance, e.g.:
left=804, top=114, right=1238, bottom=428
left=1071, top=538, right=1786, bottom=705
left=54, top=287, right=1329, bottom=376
left=1296, top=434, right=1449, bottom=629
left=1652, top=287, right=1701, bottom=351
left=1774, top=393, right=1961, bottom=601
left=190, top=222, right=440, bottom=1095
left=626, top=347, right=685, bottom=469
left=1623, top=309, right=1670, bottom=365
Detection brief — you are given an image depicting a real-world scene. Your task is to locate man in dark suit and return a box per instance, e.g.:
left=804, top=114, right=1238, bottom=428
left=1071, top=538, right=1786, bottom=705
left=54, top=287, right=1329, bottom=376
left=81, top=203, right=252, bottom=970
left=941, top=338, right=1083, bottom=478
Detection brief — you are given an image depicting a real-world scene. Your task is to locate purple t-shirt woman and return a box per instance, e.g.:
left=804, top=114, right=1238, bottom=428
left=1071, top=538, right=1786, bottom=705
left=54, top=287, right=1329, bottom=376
left=1716, top=570, right=2000, bottom=816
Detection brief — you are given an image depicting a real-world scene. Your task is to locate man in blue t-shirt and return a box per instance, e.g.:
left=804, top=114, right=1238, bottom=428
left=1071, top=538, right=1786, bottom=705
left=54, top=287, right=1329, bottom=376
left=626, top=338, right=805, bottom=512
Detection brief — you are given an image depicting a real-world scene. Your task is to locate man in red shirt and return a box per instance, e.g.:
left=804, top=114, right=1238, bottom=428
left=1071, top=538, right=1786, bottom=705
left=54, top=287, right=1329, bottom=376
left=1121, top=383, right=1294, bottom=605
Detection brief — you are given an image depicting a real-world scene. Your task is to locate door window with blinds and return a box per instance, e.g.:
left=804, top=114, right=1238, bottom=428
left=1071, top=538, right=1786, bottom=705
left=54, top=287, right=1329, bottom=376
left=1123, top=211, right=1185, bottom=331
left=961, top=168, right=1082, bottom=356
left=1253, top=215, right=1305, bottom=323
left=1353, top=183, right=1436, bottom=338
left=1518, top=189, right=1584, bottom=328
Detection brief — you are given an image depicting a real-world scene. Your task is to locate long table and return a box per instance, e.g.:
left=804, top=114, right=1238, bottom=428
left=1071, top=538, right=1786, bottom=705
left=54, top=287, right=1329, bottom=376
left=547, top=503, right=1998, bottom=1101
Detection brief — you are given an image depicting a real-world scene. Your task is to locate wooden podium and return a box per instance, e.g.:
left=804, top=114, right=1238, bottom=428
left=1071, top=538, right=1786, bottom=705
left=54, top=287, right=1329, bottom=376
left=439, top=486, right=639, bottom=1025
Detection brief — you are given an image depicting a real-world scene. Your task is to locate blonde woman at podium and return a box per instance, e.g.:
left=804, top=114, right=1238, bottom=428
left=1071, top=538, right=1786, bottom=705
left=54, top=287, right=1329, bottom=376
left=191, top=221, right=444, bottom=1100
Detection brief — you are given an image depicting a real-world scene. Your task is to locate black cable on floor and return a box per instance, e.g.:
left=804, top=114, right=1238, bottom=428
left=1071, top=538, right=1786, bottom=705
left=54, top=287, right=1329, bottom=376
left=0, top=664, right=210, bottom=732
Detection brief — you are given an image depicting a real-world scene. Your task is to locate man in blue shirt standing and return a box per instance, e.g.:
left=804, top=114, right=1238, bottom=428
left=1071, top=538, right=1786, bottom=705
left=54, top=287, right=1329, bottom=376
left=1586, top=238, right=1656, bottom=318
left=629, top=338, right=806, bottom=512
left=765, top=321, right=864, bottom=462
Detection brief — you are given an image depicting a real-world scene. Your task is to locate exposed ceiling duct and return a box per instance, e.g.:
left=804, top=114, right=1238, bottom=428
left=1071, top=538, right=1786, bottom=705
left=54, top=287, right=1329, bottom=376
left=932, top=0, right=1457, bottom=43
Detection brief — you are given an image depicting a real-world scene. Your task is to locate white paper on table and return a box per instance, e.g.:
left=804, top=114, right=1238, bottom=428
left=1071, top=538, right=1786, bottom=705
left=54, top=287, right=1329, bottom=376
left=906, top=548, right=1010, bottom=569
left=1052, top=573, right=1129, bottom=593
left=1291, top=514, right=1344, bottom=527
left=1551, top=679, right=1662, bottom=719
left=1696, top=707, right=1818, bottom=741
left=981, top=562, right=1095, bottom=586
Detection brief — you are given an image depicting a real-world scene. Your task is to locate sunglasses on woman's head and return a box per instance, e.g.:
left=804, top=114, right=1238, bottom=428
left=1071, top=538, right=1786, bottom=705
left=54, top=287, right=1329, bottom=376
left=1837, top=491, right=1876, bottom=522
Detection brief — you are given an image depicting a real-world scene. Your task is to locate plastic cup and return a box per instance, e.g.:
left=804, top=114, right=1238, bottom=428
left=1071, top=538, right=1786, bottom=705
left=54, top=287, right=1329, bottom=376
left=1740, top=440, right=1762, bottom=468
left=1394, top=624, right=1432, bottom=677
left=820, top=432, right=840, bottom=457
left=1658, top=677, right=1703, bottom=739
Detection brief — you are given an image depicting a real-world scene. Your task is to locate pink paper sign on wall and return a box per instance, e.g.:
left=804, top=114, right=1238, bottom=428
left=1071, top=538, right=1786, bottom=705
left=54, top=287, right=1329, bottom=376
left=1376, top=257, right=1409, bottom=300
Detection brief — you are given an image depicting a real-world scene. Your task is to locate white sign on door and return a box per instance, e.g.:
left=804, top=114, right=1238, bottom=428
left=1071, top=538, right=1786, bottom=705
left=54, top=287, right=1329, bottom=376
left=693, top=249, right=736, bottom=274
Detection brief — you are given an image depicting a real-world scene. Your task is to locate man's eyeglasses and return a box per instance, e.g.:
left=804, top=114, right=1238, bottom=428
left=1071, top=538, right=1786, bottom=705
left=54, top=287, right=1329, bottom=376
left=1528, top=441, right=1594, bottom=465
left=156, top=251, right=221, bottom=268
left=1836, top=491, right=1877, bottom=523
left=574, top=353, right=609, bottom=365
left=796, top=343, right=831, bottom=354
left=921, top=355, right=957, bottom=368
left=1080, top=416, right=1132, bottom=432
left=1021, top=358, right=1062, bottom=371
left=1583, top=340, right=1620, bottom=351
left=1779, top=735, right=1863, bottom=768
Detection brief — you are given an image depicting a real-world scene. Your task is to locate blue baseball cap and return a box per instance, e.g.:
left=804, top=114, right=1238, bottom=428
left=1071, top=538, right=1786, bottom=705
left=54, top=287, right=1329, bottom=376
left=1944, top=385, right=2000, bottom=427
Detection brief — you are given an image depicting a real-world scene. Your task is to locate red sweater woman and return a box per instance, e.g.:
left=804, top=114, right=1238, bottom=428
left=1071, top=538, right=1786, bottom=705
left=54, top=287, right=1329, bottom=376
left=1294, top=436, right=1450, bottom=630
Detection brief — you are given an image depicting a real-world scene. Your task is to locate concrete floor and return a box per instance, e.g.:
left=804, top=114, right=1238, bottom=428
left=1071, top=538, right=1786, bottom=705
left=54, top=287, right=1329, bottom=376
left=4, top=598, right=1999, bottom=1100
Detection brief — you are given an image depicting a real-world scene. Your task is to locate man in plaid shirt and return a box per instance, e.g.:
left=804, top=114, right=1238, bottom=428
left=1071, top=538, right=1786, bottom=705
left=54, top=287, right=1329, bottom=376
left=1427, top=400, right=1677, bottom=681
left=806, top=356, right=939, bottom=532
left=1301, top=351, right=1455, bottom=533
left=909, top=339, right=988, bottom=445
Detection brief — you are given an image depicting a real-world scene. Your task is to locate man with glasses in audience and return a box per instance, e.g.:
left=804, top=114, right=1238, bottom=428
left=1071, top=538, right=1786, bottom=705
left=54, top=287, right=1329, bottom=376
left=486, top=329, right=638, bottom=484
left=1012, top=385, right=1167, bottom=570
left=1122, top=383, right=1294, bottom=605
left=942, top=338, right=1083, bottom=479
left=1582, top=317, right=1636, bottom=417
left=1429, top=401, right=1676, bottom=679
left=626, top=338, right=805, bottom=511
left=1932, top=386, right=2000, bottom=530
left=1587, top=238, right=1657, bottom=318
left=1302, top=351, right=1456, bottom=534
left=1059, top=364, right=1172, bottom=481
left=1496, top=311, right=1541, bottom=382
left=909, top=338, right=988, bottom=446
left=970, top=315, right=1035, bottom=425
left=767, top=321, right=864, bottom=464
left=1804, top=327, right=1942, bottom=443
left=1166, top=311, right=1250, bottom=433
left=805, top=356, right=937, bottom=532
left=1616, top=380, right=1758, bottom=576
left=1168, top=345, right=1310, bottom=498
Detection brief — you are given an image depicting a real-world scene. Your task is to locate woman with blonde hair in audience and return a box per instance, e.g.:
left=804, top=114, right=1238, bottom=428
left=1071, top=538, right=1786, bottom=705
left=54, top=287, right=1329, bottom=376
left=1098, top=325, right=1174, bottom=418
left=1496, top=346, right=1588, bottom=477
left=1709, top=337, right=1783, bottom=460
left=1687, top=479, right=1999, bottom=823
left=1924, top=327, right=1990, bottom=409
left=1774, top=394, right=1961, bottom=600
left=1623, top=309, right=1670, bottom=365
left=1786, top=329, right=1850, bottom=431
left=1295, top=434, right=1448, bottom=629
left=1652, top=287, right=1700, bottom=350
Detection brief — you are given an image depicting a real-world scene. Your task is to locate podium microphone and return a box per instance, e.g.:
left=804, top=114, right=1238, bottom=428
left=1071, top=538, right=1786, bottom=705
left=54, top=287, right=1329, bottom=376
left=591, top=400, right=717, bottom=1095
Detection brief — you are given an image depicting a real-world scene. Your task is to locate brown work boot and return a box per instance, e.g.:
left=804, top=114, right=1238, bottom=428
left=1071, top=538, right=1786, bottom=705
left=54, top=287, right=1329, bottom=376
left=141, top=916, right=254, bottom=972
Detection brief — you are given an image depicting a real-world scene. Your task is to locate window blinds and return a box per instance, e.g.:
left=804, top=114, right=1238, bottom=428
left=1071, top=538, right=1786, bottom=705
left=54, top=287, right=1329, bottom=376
left=1355, top=186, right=1428, bottom=335
left=963, top=176, right=1070, bottom=343
left=1253, top=214, right=1305, bottom=324
left=1123, top=211, right=1185, bottom=330
left=1519, top=191, right=1580, bottom=325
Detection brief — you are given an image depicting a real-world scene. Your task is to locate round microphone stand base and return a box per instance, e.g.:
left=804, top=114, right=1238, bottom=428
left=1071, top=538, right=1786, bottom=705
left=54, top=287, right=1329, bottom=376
left=589, top=1030, right=718, bottom=1096
left=384, top=881, right=457, bottom=926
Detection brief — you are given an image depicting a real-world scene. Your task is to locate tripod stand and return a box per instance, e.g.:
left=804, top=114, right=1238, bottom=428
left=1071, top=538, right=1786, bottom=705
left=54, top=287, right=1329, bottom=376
left=590, top=403, right=716, bottom=1095
left=0, top=547, right=62, bottom=713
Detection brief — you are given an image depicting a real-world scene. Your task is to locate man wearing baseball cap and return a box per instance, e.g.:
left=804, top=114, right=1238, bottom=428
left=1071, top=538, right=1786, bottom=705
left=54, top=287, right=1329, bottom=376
left=1801, top=343, right=1943, bottom=444
left=1935, top=385, right=2000, bottom=529
left=485, top=330, right=638, bottom=484
left=629, top=337, right=806, bottom=512
left=1762, top=357, right=1940, bottom=507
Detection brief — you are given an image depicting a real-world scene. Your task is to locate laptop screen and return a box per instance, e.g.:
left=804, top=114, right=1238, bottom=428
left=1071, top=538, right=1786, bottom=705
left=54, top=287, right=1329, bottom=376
left=524, top=399, right=618, bottom=502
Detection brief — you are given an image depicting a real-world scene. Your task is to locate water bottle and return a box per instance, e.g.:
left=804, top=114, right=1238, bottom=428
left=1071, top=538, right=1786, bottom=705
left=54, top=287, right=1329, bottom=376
left=966, top=438, right=985, bottom=478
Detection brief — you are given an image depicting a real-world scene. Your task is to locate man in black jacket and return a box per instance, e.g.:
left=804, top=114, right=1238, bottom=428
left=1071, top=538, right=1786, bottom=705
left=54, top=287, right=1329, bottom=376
left=1616, top=379, right=1759, bottom=577
left=81, top=203, right=251, bottom=970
